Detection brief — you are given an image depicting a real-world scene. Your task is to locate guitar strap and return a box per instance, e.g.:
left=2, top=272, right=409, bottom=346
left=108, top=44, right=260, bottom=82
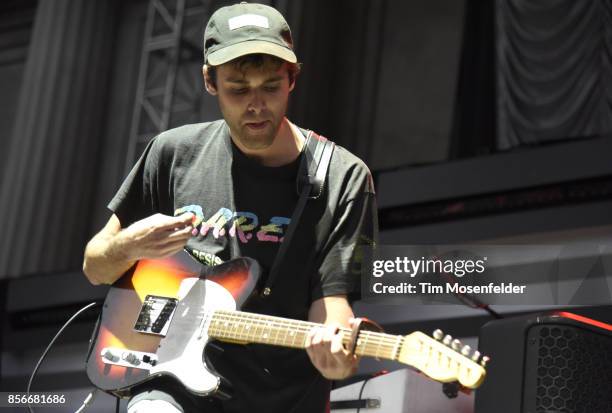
left=261, top=130, right=335, bottom=297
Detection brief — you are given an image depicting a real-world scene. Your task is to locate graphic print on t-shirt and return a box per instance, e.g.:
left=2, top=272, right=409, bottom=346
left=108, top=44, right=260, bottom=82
left=177, top=204, right=291, bottom=244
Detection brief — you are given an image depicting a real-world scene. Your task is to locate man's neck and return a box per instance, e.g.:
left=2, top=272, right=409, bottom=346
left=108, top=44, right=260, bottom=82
left=231, top=118, right=305, bottom=167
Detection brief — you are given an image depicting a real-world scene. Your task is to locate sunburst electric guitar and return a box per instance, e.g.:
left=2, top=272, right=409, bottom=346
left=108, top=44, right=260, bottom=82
left=86, top=250, right=487, bottom=399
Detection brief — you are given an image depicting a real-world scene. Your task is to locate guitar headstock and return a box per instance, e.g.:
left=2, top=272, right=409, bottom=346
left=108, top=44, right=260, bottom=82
left=397, top=329, right=488, bottom=389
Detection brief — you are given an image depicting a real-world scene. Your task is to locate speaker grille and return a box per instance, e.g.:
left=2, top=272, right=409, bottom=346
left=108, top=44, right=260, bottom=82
left=527, top=325, right=612, bottom=412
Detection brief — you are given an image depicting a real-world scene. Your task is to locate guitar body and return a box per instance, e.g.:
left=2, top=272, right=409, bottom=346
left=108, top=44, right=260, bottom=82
left=86, top=250, right=260, bottom=398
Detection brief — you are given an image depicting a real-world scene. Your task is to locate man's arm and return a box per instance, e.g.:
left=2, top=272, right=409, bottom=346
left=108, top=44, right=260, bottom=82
left=305, top=295, right=359, bottom=380
left=82, top=213, right=195, bottom=285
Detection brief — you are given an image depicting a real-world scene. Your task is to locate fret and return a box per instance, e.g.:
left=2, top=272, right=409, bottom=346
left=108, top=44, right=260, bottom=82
left=223, top=319, right=229, bottom=339
left=247, top=317, right=255, bottom=342
left=380, top=333, right=396, bottom=360
left=290, top=330, right=299, bottom=347
left=281, top=323, right=288, bottom=346
left=254, top=315, right=263, bottom=342
left=264, top=320, right=272, bottom=343
left=230, top=316, right=239, bottom=341
left=263, top=321, right=271, bottom=342
left=361, top=331, right=369, bottom=357
left=286, top=320, right=294, bottom=346
left=282, top=320, right=290, bottom=345
left=271, top=320, right=280, bottom=345
left=294, top=320, right=304, bottom=347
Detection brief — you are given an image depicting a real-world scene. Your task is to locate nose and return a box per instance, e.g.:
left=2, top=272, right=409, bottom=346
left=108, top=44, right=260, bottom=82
left=247, top=90, right=266, bottom=114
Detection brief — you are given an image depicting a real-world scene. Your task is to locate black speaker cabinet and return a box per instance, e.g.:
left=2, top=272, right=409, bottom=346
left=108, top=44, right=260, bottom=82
left=475, top=312, right=612, bottom=413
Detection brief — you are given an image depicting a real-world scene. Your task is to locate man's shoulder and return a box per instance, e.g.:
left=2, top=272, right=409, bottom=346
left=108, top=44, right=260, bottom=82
left=331, top=144, right=370, bottom=174
left=314, top=138, right=370, bottom=182
left=301, top=129, right=374, bottom=198
left=154, top=120, right=226, bottom=149
left=301, top=127, right=370, bottom=176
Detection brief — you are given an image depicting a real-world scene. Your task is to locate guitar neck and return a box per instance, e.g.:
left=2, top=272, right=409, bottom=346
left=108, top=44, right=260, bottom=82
left=208, top=309, right=404, bottom=361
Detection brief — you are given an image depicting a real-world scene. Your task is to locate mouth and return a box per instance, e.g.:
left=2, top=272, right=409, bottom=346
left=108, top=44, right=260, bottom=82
left=244, top=120, right=270, bottom=130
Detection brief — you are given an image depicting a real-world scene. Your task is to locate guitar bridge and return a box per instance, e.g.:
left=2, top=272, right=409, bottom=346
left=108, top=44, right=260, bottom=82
left=133, top=295, right=178, bottom=336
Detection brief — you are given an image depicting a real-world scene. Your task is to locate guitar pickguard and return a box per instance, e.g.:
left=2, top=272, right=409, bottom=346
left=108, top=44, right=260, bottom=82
left=150, top=278, right=236, bottom=395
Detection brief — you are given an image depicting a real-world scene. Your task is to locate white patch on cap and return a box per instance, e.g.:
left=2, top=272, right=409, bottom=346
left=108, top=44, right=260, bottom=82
left=228, top=14, right=269, bottom=30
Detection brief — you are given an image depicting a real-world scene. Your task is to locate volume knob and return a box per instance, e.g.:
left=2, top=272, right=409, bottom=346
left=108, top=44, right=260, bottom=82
left=122, top=352, right=139, bottom=365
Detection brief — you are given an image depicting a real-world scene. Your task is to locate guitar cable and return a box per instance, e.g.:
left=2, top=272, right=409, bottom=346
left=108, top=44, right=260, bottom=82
left=354, top=375, right=372, bottom=413
left=26, top=301, right=102, bottom=413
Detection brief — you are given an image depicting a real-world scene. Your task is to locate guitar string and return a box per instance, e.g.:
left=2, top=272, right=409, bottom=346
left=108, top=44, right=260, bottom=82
left=210, top=309, right=403, bottom=345
left=205, top=311, right=479, bottom=373
left=208, top=309, right=393, bottom=343
left=207, top=310, right=479, bottom=367
left=212, top=310, right=473, bottom=361
left=209, top=309, right=402, bottom=347
left=186, top=310, right=479, bottom=382
left=207, top=310, right=406, bottom=358
left=207, top=326, right=400, bottom=359
left=207, top=317, right=398, bottom=350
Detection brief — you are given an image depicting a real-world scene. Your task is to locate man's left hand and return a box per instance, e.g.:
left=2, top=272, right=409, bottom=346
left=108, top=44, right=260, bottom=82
left=305, top=320, right=359, bottom=380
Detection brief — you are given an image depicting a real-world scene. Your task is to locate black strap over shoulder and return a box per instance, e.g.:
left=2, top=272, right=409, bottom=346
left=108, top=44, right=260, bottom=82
left=297, top=131, right=335, bottom=199
left=261, top=130, right=335, bottom=297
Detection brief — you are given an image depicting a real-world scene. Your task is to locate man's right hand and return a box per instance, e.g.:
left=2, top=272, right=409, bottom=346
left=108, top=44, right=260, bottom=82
left=83, top=212, right=195, bottom=285
left=118, top=213, right=195, bottom=261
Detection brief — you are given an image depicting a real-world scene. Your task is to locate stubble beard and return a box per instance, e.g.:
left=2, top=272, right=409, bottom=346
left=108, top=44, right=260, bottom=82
left=235, top=115, right=282, bottom=150
left=220, top=90, right=289, bottom=151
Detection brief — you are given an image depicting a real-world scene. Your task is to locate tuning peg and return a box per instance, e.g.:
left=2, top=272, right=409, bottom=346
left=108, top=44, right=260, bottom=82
left=471, top=350, right=481, bottom=362
left=451, top=339, right=462, bottom=351
left=433, top=329, right=443, bottom=340
left=480, top=356, right=490, bottom=367
left=442, top=334, right=452, bottom=346
left=461, top=345, right=471, bottom=356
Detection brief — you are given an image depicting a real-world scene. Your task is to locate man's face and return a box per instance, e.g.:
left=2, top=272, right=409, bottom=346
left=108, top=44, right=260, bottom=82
left=206, top=57, right=294, bottom=150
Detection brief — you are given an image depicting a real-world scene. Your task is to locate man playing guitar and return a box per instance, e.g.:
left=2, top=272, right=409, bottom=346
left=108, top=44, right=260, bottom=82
left=83, top=3, right=377, bottom=412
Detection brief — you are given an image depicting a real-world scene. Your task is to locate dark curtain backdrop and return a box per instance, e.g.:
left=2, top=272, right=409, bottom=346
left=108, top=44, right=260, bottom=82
left=450, top=0, right=496, bottom=159
left=496, top=0, right=612, bottom=149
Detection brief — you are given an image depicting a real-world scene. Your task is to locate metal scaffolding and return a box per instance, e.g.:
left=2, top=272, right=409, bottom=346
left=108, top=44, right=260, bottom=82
left=125, top=0, right=213, bottom=170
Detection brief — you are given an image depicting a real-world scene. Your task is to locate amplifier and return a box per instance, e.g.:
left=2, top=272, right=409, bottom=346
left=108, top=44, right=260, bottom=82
left=330, top=368, right=473, bottom=413
left=475, top=312, right=612, bottom=413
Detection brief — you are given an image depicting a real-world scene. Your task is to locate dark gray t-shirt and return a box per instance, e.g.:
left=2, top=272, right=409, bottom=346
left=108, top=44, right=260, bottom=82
left=109, top=119, right=377, bottom=412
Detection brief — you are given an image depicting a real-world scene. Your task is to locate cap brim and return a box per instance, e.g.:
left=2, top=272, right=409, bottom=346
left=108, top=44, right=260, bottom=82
left=207, top=40, right=297, bottom=65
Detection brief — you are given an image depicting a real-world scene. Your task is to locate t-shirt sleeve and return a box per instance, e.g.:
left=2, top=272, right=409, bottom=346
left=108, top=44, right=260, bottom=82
left=311, top=167, right=378, bottom=303
left=107, top=137, right=167, bottom=227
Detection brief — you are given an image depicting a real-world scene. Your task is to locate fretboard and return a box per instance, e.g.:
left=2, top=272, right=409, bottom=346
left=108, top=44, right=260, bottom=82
left=207, top=309, right=404, bottom=361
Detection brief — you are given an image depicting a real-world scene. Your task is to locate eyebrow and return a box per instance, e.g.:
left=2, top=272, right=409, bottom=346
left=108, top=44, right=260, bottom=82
left=225, top=75, right=284, bottom=84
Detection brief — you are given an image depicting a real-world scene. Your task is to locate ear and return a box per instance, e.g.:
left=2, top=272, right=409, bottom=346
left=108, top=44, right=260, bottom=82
left=203, top=65, right=217, bottom=96
left=286, top=65, right=296, bottom=93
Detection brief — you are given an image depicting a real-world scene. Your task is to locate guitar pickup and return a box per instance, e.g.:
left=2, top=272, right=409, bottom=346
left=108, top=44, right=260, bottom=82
left=133, top=295, right=178, bottom=336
